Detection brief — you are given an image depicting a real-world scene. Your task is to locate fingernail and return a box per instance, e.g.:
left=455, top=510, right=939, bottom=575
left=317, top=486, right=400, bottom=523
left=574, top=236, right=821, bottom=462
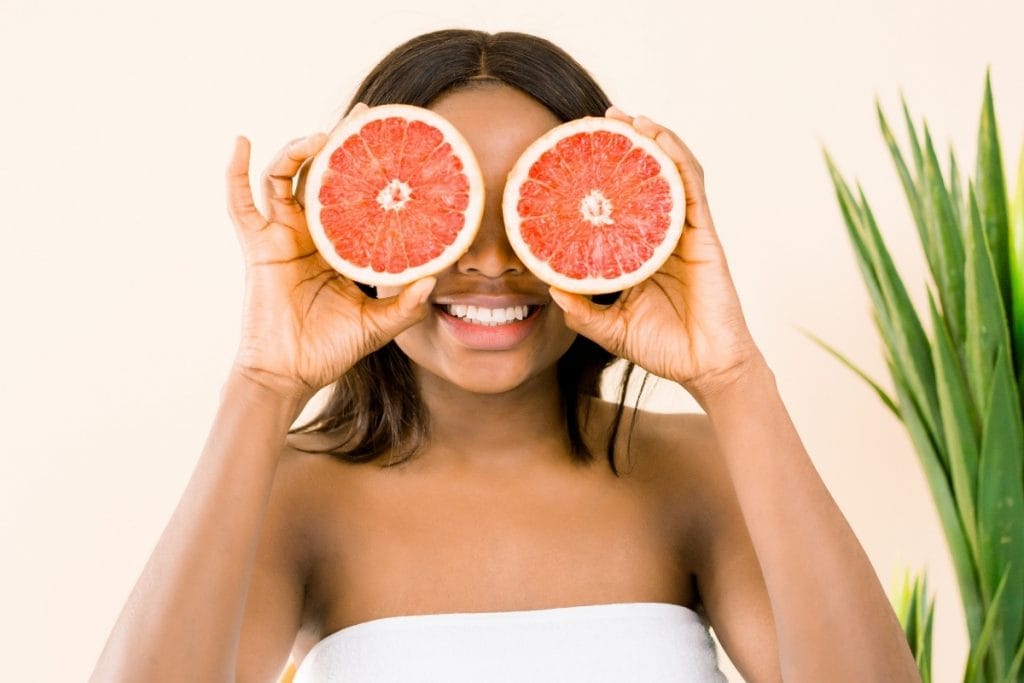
left=548, top=287, right=568, bottom=310
left=416, top=277, right=436, bottom=305
left=607, top=105, right=629, bottom=117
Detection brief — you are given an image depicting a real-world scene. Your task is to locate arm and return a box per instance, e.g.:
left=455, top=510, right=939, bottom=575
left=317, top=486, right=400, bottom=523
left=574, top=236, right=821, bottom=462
left=694, top=356, right=919, bottom=681
left=90, top=369, right=313, bottom=682
left=92, top=122, right=435, bottom=682
left=549, top=106, right=918, bottom=681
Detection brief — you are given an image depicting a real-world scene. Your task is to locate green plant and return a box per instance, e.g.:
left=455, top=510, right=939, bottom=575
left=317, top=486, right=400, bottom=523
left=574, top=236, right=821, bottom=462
left=896, top=569, right=937, bottom=682
left=805, top=73, right=1024, bottom=681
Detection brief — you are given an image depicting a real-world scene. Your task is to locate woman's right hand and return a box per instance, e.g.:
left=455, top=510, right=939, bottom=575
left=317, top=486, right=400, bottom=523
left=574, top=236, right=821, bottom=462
left=225, top=106, right=436, bottom=401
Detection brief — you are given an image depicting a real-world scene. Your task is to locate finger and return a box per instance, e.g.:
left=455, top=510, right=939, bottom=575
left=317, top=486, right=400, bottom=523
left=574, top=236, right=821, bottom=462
left=326, top=102, right=371, bottom=138
left=226, top=136, right=269, bottom=235
left=631, top=115, right=714, bottom=233
left=605, top=105, right=632, bottom=123
left=363, top=276, right=437, bottom=345
left=295, top=156, right=314, bottom=210
left=261, top=133, right=328, bottom=221
left=548, top=287, right=624, bottom=352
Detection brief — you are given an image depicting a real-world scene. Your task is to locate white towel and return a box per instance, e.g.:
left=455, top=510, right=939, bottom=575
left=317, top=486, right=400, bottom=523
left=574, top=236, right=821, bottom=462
left=293, top=601, right=728, bottom=682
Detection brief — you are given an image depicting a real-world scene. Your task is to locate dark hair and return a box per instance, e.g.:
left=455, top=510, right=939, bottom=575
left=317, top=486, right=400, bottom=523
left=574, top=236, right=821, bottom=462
left=288, top=29, right=643, bottom=475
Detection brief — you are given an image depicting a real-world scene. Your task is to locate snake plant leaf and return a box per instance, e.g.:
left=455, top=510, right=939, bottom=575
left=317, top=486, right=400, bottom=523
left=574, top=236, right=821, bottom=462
left=1011, top=142, right=1024, bottom=382
left=928, top=290, right=981, bottom=566
left=901, top=569, right=937, bottom=683
left=1002, top=633, right=1024, bottom=683
left=919, top=575, right=935, bottom=683
left=976, top=70, right=1012, bottom=315
left=823, top=151, right=892, bottom=334
left=965, top=184, right=1014, bottom=416
left=822, top=152, right=907, bottom=398
left=965, top=565, right=1011, bottom=683
left=888, top=354, right=983, bottom=642
left=950, top=149, right=966, bottom=238
left=878, top=101, right=928, bottom=259
left=922, top=124, right=967, bottom=345
left=794, top=325, right=899, bottom=416
left=858, top=185, right=944, bottom=449
left=896, top=570, right=935, bottom=683
left=901, top=92, right=925, bottom=178
left=977, top=343, right=1024, bottom=670
left=896, top=569, right=921, bottom=648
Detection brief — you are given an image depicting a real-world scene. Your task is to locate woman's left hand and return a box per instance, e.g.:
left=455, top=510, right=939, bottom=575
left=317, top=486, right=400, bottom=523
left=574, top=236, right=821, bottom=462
left=548, top=107, right=764, bottom=402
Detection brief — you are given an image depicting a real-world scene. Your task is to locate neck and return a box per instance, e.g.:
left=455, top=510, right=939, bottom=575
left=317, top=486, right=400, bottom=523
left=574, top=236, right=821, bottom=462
left=412, top=365, right=576, bottom=472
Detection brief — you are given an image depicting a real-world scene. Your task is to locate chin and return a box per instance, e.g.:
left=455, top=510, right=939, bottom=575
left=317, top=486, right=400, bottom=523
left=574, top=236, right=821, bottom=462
left=425, top=356, right=553, bottom=396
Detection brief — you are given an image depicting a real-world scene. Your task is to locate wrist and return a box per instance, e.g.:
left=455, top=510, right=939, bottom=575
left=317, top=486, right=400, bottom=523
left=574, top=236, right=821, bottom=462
left=226, top=364, right=317, bottom=413
left=684, top=351, right=774, bottom=410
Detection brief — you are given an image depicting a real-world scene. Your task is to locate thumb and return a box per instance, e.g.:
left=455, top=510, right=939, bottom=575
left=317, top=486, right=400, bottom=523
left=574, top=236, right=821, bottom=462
left=548, top=286, right=621, bottom=348
left=364, top=277, right=437, bottom=342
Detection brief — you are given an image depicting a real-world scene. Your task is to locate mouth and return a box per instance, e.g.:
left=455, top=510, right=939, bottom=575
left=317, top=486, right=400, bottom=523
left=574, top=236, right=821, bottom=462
left=435, top=303, right=544, bottom=326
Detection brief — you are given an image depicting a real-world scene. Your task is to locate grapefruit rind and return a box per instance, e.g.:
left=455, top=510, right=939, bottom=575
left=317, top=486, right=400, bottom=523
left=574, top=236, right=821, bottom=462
left=502, top=116, right=686, bottom=295
left=304, top=104, right=485, bottom=287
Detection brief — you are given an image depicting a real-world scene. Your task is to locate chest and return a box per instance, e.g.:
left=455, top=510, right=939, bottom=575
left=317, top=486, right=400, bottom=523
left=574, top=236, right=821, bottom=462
left=299, top=458, right=700, bottom=640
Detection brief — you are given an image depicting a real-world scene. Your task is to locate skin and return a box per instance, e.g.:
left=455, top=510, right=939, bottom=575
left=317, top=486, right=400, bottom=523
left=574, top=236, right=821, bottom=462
left=90, top=84, right=920, bottom=682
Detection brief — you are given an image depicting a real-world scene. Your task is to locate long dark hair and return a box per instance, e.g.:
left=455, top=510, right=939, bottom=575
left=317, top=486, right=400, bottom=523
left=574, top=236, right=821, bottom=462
left=288, top=29, right=644, bottom=475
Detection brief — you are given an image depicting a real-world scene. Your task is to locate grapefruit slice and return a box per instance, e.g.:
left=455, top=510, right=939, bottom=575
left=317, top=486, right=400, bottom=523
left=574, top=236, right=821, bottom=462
left=503, top=117, right=686, bottom=294
left=304, top=104, right=484, bottom=287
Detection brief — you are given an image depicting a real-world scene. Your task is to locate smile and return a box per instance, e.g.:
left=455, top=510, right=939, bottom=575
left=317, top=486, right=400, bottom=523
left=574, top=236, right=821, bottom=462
left=441, top=304, right=541, bottom=326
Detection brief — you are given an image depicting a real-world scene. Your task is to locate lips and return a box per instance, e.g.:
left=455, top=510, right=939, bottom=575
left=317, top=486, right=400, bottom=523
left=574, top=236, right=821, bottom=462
left=434, top=301, right=545, bottom=350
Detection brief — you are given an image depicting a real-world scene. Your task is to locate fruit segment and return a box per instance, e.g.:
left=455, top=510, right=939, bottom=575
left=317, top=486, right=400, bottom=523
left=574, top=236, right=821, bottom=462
left=304, top=105, right=484, bottom=287
left=503, top=117, right=685, bottom=294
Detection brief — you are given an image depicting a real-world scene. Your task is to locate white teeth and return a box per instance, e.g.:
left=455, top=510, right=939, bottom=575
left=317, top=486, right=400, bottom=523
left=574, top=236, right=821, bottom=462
left=443, top=304, right=532, bottom=325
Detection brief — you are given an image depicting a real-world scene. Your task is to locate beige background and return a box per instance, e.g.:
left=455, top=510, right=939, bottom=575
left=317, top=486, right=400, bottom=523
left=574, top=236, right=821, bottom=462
left=2, top=0, right=1022, bottom=680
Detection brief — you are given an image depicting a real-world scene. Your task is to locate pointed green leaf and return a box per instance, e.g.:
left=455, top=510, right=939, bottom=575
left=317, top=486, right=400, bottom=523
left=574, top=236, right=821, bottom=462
left=922, top=124, right=967, bottom=345
left=1010, top=141, right=1024, bottom=380
left=950, top=148, right=966, bottom=237
left=977, top=344, right=1024, bottom=667
left=822, top=152, right=904, bottom=378
left=888, top=356, right=983, bottom=642
left=965, top=184, right=1014, bottom=417
left=878, top=100, right=928, bottom=258
left=928, top=290, right=981, bottom=568
left=975, top=71, right=1012, bottom=313
left=795, top=325, right=899, bottom=416
left=964, top=565, right=1011, bottom=682
left=901, top=92, right=925, bottom=176
left=894, top=568, right=914, bottom=629
left=920, top=590, right=935, bottom=683
left=858, top=187, right=944, bottom=450
left=824, top=150, right=890, bottom=329
left=1001, top=632, right=1024, bottom=683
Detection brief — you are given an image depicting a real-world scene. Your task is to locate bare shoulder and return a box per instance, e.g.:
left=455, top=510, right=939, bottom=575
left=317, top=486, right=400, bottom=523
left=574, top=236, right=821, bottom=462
left=588, top=398, right=722, bottom=503
left=236, top=430, right=364, bottom=678
left=585, top=400, right=730, bottom=559
left=604, top=405, right=780, bottom=679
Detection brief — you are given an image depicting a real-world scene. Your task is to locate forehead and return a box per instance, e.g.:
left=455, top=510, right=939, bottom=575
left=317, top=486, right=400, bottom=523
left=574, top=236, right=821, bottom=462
left=428, top=85, right=561, bottom=168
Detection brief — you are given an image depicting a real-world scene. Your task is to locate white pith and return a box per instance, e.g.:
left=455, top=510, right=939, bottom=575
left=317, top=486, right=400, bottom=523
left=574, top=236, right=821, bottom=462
left=443, top=304, right=531, bottom=326
left=502, top=116, right=686, bottom=295
left=304, top=104, right=484, bottom=287
left=579, top=189, right=614, bottom=226
left=376, top=179, right=413, bottom=212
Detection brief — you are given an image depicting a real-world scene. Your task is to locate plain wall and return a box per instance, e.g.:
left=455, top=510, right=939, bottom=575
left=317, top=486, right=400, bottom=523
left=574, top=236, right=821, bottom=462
left=2, top=0, right=1022, bottom=680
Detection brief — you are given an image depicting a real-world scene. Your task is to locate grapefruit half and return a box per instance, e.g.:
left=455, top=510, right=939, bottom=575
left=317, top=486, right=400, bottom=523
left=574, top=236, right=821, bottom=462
left=503, top=117, right=686, bottom=294
left=304, top=104, right=484, bottom=287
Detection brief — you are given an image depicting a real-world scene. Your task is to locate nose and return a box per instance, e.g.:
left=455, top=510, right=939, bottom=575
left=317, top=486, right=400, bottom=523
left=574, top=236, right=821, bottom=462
left=456, top=215, right=525, bottom=278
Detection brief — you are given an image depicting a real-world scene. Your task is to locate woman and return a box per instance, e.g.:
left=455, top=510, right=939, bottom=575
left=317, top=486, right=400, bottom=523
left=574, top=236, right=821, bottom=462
left=91, top=29, right=919, bottom=682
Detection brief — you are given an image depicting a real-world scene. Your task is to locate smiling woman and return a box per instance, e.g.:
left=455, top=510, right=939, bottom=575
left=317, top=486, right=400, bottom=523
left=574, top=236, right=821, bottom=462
left=88, top=29, right=920, bottom=683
